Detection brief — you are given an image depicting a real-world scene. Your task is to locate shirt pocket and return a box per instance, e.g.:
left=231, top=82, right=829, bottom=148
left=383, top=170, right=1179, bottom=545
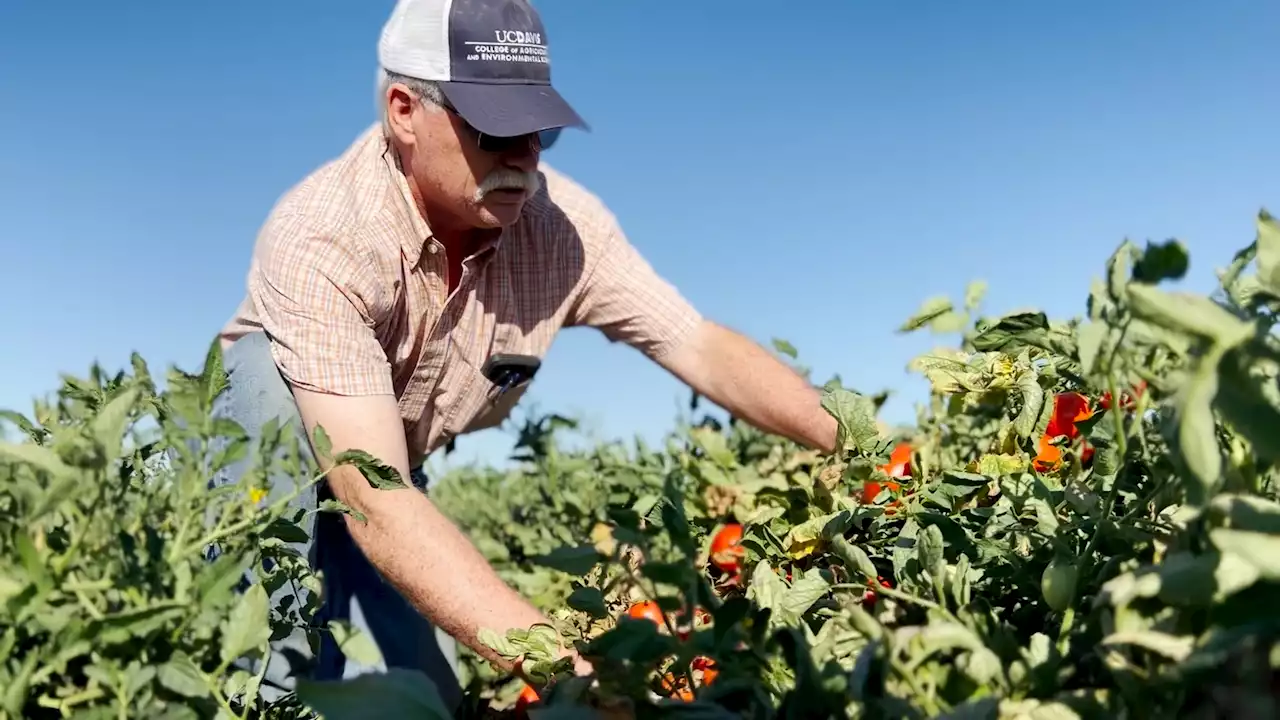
left=454, top=323, right=544, bottom=435
left=465, top=378, right=533, bottom=433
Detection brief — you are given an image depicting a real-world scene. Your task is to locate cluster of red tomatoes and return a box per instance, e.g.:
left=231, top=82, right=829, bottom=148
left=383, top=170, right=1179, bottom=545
left=515, top=384, right=1148, bottom=713
left=1032, top=381, right=1147, bottom=472
left=514, top=526, right=742, bottom=713
left=621, top=600, right=718, bottom=700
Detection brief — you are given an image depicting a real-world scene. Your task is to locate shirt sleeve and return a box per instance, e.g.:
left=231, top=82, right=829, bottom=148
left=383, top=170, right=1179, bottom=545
left=247, top=212, right=394, bottom=396
left=566, top=221, right=703, bottom=360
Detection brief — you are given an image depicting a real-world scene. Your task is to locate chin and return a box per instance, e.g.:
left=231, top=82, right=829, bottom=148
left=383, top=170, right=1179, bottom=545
left=477, top=199, right=527, bottom=227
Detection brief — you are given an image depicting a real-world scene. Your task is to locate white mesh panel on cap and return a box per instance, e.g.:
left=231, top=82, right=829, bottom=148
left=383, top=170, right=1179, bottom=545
left=377, top=0, right=454, bottom=81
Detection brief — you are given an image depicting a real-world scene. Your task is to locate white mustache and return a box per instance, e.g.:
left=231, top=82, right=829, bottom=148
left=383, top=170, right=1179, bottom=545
left=475, top=168, right=542, bottom=201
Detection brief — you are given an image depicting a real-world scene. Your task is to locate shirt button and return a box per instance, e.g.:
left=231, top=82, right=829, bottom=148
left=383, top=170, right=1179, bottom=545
left=427, top=244, right=439, bottom=255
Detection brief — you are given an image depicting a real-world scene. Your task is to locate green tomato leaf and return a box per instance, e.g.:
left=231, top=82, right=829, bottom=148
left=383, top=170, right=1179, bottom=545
left=328, top=620, right=385, bottom=668
left=772, top=338, right=799, bottom=358
left=333, top=449, right=408, bottom=490
left=820, top=388, right=881, bottom=453
left=566, top=587, right=608, bottom=619
left=970, top=312, right=1051, bottom=353
left=1132, top=238, right=1190, bottom=284
left=528, top=545, right=604, bottom=577
left=157, top=654, right=208, bottom=699
left=296, top=668, right=454, bottom=720
left=1101, top=630, right=1194, bottom=662
left=220, top=583, right=271, bottom=665
left=1208, top=529, right=1280, bottom=580
left=1171, top=346, right=1226, bottom=506
left=1251, top=210, right=1280, bottom=297
left=1126, top=283, right=1252, bottom=347
left=899, top=296, right=954, bottom=333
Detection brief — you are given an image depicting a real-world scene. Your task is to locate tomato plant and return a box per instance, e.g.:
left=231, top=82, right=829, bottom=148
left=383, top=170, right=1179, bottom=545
left=6, top=210, right=1280, bottom=719
left=435, top=211, right=1280, bottom=719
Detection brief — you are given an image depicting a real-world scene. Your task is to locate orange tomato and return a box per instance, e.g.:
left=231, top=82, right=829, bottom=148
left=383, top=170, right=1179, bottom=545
left=515, top=683, right=539, bottom=714
left=1047, top=392, right=1092, bottom=437
left=878, top=443, right=913, bottom=478
left=864, top=443, right=911, bottom=505
left=692, top=656, right=718, bottom=685
left=1034, top=392, right=1095, bottom=470
left=709, top=523, right=746, bottom=574
left=1032, top=434, right=1064, bottom=472
left=861, top=480, right=901, bottom=504
left=625, top=600, right=665, bottom=626
left=661, top=672, right=694, bottom=701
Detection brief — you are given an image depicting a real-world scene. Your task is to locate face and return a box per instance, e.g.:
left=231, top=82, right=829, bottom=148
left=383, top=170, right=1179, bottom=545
left=384, top=83, right=545, bottom=233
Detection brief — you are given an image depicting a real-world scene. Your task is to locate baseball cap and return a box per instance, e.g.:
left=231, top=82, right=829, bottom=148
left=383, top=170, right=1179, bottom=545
left=378, top=0, right=588, bottom=140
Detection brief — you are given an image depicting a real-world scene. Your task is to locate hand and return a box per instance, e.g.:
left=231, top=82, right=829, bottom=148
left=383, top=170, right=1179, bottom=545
left=548, top=651, right=637, bottom=720
left=547, top=645, right=594, bottom=678
left=570, top=652, right=594, bottom=677
left=513, top=648, right=593, bottom=686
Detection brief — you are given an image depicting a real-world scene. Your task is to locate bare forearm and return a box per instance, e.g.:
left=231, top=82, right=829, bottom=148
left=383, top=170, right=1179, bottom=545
left=333, top=470, right=549, bottom=670
left=662, top=321, right=838, bottom=452
left=289, top=388, right=566, bottom=675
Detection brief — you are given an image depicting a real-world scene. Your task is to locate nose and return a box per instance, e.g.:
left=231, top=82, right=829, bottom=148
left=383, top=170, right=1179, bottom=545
left=502, top=140, right=540, bottom=172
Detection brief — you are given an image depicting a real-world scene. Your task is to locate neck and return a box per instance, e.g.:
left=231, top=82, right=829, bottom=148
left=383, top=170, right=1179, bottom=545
left=400, top=164, right=482, bottom=258
left=420, top=204, right=476, bottom=256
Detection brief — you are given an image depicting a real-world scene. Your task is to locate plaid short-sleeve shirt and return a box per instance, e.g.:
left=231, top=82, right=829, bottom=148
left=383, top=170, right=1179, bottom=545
left=221, top=125, right=702, bottom=465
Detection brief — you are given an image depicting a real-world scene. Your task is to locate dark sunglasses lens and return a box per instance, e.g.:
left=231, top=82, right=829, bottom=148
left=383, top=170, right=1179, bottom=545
left=475, top=127, right=563, bottom=153
left=538, top=127, right=562, bottom=150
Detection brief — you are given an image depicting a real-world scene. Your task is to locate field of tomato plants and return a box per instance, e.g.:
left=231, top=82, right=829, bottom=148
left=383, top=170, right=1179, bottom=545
left=4, top=210, right=1280, bottom=719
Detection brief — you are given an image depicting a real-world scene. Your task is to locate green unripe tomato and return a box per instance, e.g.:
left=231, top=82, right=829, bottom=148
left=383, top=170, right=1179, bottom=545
left=1041, top=559, right=1078, bottom=612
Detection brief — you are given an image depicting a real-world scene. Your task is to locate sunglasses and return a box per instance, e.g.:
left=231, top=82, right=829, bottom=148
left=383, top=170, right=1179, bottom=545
left=442, top=101, right=563, bottom=154
left=476, top=126, right=562, bottom=154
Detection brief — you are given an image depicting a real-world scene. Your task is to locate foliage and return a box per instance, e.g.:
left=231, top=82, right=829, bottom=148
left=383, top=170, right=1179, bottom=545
left=0, top=341, right=410, bottom=718
left=5, top=209, right=1280, bottom=719
left=426, top=209, right=1280, bottom=719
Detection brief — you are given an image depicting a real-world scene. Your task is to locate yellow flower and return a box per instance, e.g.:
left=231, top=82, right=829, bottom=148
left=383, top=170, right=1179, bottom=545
left=249, top=487, right=267, bottom=505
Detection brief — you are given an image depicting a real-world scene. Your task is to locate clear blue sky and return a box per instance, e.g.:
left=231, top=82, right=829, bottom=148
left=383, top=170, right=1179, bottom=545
left=2, top=1, right=1278, bottom=471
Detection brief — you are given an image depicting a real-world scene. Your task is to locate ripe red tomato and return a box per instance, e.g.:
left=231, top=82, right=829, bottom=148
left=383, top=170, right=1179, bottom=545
left=625, top=600, right=665, bottom=625
left=1032, top=434, right=1064, bottom=472
left=709, top=523, right=746, bottom=573
left=878, top=443, right=912, bottom=479
left=660, top=672, right=694, bottom=701
left=863, top=443, right=910, bottom=505
left=515, top=683, right=539, bottom=714
left=862, top=575, right=893, bottom=606
left=1046, top=392, right=1092, bottom=438
left=692, top=656, right=718, bottom=685
left=861, top=480, right=902, bottom=505
left=1034, top=392, right=1096, bottom=471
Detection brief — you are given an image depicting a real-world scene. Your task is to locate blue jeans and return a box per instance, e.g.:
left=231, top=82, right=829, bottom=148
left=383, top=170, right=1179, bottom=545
left=205, top=332, right=461, bottom=709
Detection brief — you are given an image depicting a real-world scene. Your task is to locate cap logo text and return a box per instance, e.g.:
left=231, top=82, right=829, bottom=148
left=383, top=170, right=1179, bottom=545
left=494, top=30, right=541, bottom=45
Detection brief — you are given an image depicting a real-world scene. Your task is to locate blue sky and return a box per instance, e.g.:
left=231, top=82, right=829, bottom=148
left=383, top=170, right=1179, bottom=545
left=2, top=1, right=1278, bottom=471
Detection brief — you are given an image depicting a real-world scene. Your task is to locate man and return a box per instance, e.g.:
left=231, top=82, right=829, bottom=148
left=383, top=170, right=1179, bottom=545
left=215, top=0, right=838, bottom=709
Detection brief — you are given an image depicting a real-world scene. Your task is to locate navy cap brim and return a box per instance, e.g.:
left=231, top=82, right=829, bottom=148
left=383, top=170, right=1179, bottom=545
left=439, top=81, right=588, bottom=138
